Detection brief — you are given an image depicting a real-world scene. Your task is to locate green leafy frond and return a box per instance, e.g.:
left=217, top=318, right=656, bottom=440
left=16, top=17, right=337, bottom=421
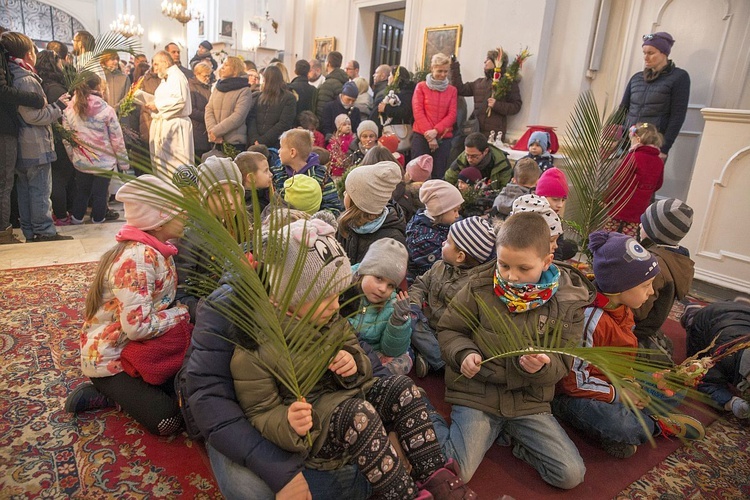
left=560, top=91, right=636, bottom=260
left=460, top=294, right=712, bottom=446
left=64, top=32, right=141, bottom=92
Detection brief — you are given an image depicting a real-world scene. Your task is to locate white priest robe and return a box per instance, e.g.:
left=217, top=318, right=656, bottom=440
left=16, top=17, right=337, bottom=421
left=149, top=64, right=194, bottom=178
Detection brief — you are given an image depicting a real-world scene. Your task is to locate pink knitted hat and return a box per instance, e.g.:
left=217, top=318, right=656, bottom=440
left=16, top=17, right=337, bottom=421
left=406, top=154, right=433, bottom=183
left=535, top=168, right=569, bottom=198
left=420, top=179, right=464, bottom=218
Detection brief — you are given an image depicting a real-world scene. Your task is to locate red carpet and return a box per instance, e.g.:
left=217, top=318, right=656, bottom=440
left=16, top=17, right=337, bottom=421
left=416, top=297, right=717, bottom=500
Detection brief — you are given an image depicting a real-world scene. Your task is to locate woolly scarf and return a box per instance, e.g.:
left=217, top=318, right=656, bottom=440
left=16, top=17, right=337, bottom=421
left=493, top=263, right=560, bottom=313
left=116, top=224, right=178, bottom=257
left=643, top=60, right=674, bottom=83
left=10, top=56, right=36, bottom=74
left=351, top=208, right=388, bottom=234
left=425, top=74, right=449, bottom=92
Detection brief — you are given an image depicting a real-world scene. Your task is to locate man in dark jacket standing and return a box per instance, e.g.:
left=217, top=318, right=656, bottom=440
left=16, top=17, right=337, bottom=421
left=165, top=42, right=195, bottom=80
left=315, top=51, right=348, bottom=121
left=287, top=59, right=315, bottom=121
left=0, top=34, right=46, bottom=243
left=189, top=41, right=218, bottom=74
left=450, top=49, right=522, bottom=140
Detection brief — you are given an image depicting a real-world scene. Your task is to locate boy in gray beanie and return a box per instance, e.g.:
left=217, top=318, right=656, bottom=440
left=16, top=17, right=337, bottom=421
left=409, top=216, right=497, bottom=377
left=634, top=198, right=695, bottom=363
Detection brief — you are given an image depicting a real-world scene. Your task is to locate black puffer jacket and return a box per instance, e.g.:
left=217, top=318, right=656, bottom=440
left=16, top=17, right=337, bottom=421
left=337, top=203, right=406, bottom=265
left=247, top=90, right=296, bottom=148
left=315, top=68, right=348, bottom=120
left=620, top=61, right=690, bottom=155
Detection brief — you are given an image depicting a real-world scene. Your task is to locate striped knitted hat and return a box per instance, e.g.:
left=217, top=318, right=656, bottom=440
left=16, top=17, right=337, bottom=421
left=641, top=198, right=693, bottom=246
left=449, top=216, right=496, bottom=263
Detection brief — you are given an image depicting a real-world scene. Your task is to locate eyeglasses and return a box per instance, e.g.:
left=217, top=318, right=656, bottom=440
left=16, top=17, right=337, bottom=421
left=465, top=153, right=484, bottom=160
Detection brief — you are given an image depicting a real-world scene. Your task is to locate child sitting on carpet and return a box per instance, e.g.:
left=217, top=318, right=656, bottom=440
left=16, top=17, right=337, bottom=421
left=683, top=300, right=750, bottom=420
left=633, top=198, right=695, bottom=363
left=230, top=218, right=476, bottom=499
left=65, top=175, right=192, bottom=436
left=409, top=216, right=497, bottom=378
left=340, top=237, right=413, bottom=375
left=510, top=194, right=563, bottom=256
left=553, top=231, right=705, bottom=459
left=535, top=168, right=578, bottom=261
left=434, top=211, right=594, bottom=488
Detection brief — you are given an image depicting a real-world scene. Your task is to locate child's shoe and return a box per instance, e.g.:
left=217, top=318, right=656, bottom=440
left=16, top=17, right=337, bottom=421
left=652, top=413, right=705, bottom=440
left=601, top=439, right=637, bottom=458
left=415, top=352, right=429, bottom=378
left=64, top=382, right=114, bottom=413
left=53, top=214, right=72, bottom=226
left=418, top=459, right=478, bottom=499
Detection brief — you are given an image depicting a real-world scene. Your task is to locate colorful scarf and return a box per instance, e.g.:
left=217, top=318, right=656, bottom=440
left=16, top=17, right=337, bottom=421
left=116, top=224, right=178, bottom=257
left=493, top=263, right=560, bottom=313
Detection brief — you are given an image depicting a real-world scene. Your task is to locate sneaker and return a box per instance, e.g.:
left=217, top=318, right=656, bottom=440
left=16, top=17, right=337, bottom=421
left=70, top=215, right=85, bottom=225
left=652, top=413, right=705, bottom=440
left=29, top=233, right=74, bottom=242
left=104, top=209, right=120, bottom=221
left=64, top=382, right=114, bottom=413
left=415, top=352, right=429, bottom=378
left=601, top=439, right=637, bottom=458
left=53, top=214, right=72, bottom=226
left=418, top=458, right=478, bottom=499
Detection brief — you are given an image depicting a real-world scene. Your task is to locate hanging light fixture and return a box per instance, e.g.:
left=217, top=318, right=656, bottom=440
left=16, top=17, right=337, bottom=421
left=109, top=14, right=144, bottom=38
left=161, top=0, right=203, bottom=25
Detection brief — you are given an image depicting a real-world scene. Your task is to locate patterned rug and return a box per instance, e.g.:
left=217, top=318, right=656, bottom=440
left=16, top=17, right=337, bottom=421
left=1, top=263, right=747, bottom=499
left=0, top=263, right=222, bottom=498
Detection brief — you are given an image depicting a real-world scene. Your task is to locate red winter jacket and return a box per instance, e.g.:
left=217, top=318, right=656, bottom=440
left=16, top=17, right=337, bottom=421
left=609, top=144, right=664, bottom=223
left=412, top=81, right=457, bottom=139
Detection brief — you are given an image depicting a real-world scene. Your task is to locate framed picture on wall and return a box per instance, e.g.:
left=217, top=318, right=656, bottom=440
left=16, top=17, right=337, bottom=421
left=198, top=20, right=205, bottom=37
left=313, top=36, right=335, bottom=63
left=422, top=25, right=462, bottom=69
left=221, top=20, right=233, bottom=38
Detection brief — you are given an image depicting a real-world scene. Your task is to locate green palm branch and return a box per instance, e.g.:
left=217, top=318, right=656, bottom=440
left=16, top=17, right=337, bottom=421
left=560, top=91, right=637, bottom=261
left=451, top=296, right=712, bottom=446
left=99, top=151, right=359, bottom=448
left=64, top=31, right=141, bottom=92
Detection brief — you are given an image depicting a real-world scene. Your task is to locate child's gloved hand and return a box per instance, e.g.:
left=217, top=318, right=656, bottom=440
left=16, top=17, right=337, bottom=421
left=730, top=397, right=750, bottom=419
left=391, top=291, right=410, bottom=326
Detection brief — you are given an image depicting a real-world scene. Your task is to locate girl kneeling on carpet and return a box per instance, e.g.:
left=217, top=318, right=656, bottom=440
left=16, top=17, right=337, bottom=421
left=65, top=175, right=192, bottom=436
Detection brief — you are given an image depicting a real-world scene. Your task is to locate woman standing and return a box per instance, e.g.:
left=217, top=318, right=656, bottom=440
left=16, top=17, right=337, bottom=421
left=247, top=65, right=296, bottom=149
left=411, top=53, right=457, bottom=179
left=620, top=32, right=690, bottom=159
left=36, top=50, right=77, bottom=225
left=205, top=56, right=253, bottom=152
left=370, top=66, right=415, bottom=152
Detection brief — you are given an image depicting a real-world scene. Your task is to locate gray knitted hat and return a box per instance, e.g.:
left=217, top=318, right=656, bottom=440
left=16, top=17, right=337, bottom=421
left=345, top=161, right=402, bottom=215
left=641, top=198, right=693, bottom=246
left=357, top=237, right=408, bottom=286
left=196, top=156, right=244, bottom=201
left=270, top=219, right=352, bottom=308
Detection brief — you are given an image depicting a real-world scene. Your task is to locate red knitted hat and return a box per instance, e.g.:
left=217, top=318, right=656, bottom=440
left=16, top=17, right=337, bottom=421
left=535, top=168, right=569, bottom=198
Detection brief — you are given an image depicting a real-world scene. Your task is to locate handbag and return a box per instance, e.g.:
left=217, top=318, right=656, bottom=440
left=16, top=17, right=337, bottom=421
left=461, top=115, right=480, bottom=137
left=381, top=123, right=413, bottom=153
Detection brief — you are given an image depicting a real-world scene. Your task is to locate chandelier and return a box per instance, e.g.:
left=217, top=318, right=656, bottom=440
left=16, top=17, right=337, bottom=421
left=161, top=0, right=203, bottom=25
left=109, top=14, right=144, bottom=38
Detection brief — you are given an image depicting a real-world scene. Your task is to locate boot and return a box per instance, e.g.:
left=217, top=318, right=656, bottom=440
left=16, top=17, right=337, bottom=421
left=418, top=459, right=478, bottom=499
left=0, top=225, right=22, bottom=244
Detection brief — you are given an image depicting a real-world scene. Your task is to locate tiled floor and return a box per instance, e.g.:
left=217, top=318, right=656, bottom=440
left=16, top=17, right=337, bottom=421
left=0, top=205, right=124, bottom=269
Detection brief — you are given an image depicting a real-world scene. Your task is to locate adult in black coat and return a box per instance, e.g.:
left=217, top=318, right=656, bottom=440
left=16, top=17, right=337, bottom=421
left=370, top=66, right=415, bottom=134
left=287, top=59, right=316, bottom=122
left=246, top=65, right=296, bottom=149
left=0, top=40, right=46, bottom=243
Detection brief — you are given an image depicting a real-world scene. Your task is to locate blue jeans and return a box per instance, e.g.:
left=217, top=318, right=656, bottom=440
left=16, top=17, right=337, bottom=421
left=207, top=444, right=372, bottom=500
left=410, top=312, right=445, bottom=370
left=15, top=162, right=55, bottom=239
left=552, top=395, right=655, bottom=445
left=432, top=405, right=585, bottom=489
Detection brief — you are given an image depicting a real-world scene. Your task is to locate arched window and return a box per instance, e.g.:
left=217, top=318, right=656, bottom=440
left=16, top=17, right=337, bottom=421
left=1, top=0, right=86, bottom=45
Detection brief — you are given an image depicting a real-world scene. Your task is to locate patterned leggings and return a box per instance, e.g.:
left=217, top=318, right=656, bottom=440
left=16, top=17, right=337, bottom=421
left=317, top=375, right=445, bottom=499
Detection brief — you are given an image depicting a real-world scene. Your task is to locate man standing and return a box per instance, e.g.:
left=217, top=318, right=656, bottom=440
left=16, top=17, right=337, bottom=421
left=315, top=51, right=347, bottom=121
left=372, top=64, right=391, bottom=102
left=143, top=51, right=193, bottom=177
left=344, top=59, right=360, bottom=80
left=288, top=59, right=315, bottom=119
left=165, top=42, right=194, bottom=80
left=307, top=58, right=325, bottom=89
left=189, top=41, right=218, bottom=73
